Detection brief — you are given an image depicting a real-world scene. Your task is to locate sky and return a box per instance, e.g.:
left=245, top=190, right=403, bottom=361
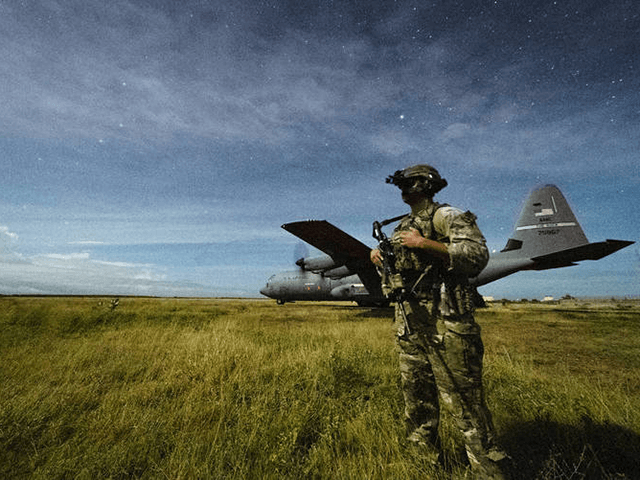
left=1, top=0, right=638, bottom=299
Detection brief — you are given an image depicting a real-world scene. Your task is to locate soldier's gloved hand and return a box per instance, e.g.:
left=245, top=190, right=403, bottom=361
left=370, top=248, right=383, bottom=267
left=398, top=228, right=427, bottom=248
left=399, top=228, right=450, bottom=265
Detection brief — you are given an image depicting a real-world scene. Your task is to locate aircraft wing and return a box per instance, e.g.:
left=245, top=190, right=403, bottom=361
left=282, top=220, right=383, bottom=297
left=283, top=220, right=372, bottom=261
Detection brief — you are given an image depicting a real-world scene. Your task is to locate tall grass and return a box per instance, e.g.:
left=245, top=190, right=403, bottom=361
left=1, top=297, right=639, bottom=479
left=478, top=302, right=640, bottom=479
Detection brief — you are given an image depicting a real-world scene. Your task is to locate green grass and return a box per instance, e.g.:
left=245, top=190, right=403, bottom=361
left=1, top=297, right=639, bottom=479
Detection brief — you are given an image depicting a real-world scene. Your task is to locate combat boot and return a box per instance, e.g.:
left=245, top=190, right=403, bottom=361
left=465, top=447, right=511, bottom=480
left=406, top=431, right=442, bottom=467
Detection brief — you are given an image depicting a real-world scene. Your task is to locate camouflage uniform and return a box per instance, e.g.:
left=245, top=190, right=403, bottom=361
left=387, top=201, right=507, bottom=479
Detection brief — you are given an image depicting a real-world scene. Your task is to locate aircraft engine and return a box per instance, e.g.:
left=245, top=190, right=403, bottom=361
left=330, top=284, right=353, bottom=299
left=295, top=255, right=340, bottom=272
left=323, top=265, right=352, bottom=279
left=330, top=282, right=368, bottom=299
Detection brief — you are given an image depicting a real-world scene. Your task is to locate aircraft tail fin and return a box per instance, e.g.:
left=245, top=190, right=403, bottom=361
left=472, top=184, right=633, bottom=286
left=502, top=184, right=589, bottom=258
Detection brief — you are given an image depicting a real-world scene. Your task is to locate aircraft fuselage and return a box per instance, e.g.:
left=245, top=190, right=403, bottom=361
left=260, top=270, right=382, bottom=305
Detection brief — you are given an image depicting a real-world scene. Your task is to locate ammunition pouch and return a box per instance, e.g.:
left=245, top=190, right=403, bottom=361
left=402, top=268, right=440, bottom=301
left=438, top=282, right=475, bottom=317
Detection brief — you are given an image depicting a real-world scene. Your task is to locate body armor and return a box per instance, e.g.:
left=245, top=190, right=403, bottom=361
left=389, top=202, right=448, bottom=299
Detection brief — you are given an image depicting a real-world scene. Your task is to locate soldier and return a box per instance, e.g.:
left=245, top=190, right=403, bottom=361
left=370, top=165, right=508, bottom=479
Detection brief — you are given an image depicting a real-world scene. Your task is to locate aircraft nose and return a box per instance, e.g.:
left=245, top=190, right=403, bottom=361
left=260, top=286, right=270, bottom=297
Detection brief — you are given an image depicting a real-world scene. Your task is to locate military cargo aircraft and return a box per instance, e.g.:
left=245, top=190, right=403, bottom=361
left=260, top=185, right=634, bottom=305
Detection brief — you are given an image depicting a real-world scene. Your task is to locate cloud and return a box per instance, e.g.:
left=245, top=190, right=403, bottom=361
left=3, top=0, right=636, bottom=169
left=0, top=1, right=524, bottom=145
left=441, top=123, right=472, bottom=141
left=0, top=226, right=25, bottom=264
left=369, top=129, right=418, bottom=156
left=0, top=245, right=175, bottom=295
left=0, top=234, right=285, bottom=297
left=0, top=1, right=367, bottom=143
left=40, top=253, right=91, bottom=262
left=0, top=225, right=18, bottom=242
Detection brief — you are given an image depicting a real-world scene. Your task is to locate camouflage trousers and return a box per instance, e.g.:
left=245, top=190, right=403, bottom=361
left=396, top=300, right=508, bottom=479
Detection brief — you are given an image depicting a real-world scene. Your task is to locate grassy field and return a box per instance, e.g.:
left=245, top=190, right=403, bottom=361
left=1, top=297, right=639, bottom=479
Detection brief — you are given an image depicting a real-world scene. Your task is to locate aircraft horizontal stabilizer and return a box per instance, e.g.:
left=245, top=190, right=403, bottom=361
left=530, top=239, right=635, bottom=270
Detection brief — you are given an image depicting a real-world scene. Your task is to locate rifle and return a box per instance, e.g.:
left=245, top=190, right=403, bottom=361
left=372, top=217, right=413, bottom=336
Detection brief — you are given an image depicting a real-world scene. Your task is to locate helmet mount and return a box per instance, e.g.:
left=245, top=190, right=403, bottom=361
left=386, top=164, right=448, bottom=197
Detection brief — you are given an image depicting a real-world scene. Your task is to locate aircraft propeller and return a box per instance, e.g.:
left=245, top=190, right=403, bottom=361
left=294, top=242, right=309, bottom=269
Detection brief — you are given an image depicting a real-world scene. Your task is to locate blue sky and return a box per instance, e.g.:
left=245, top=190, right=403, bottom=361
left=1, top=0, right=638, bottom=299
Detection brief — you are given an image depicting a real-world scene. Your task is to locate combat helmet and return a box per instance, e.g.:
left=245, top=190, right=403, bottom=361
left=386, top=164, right=448, bottom=197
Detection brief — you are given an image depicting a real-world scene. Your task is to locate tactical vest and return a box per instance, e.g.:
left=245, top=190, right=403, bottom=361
left=390, top=202, right=449, bottom=297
